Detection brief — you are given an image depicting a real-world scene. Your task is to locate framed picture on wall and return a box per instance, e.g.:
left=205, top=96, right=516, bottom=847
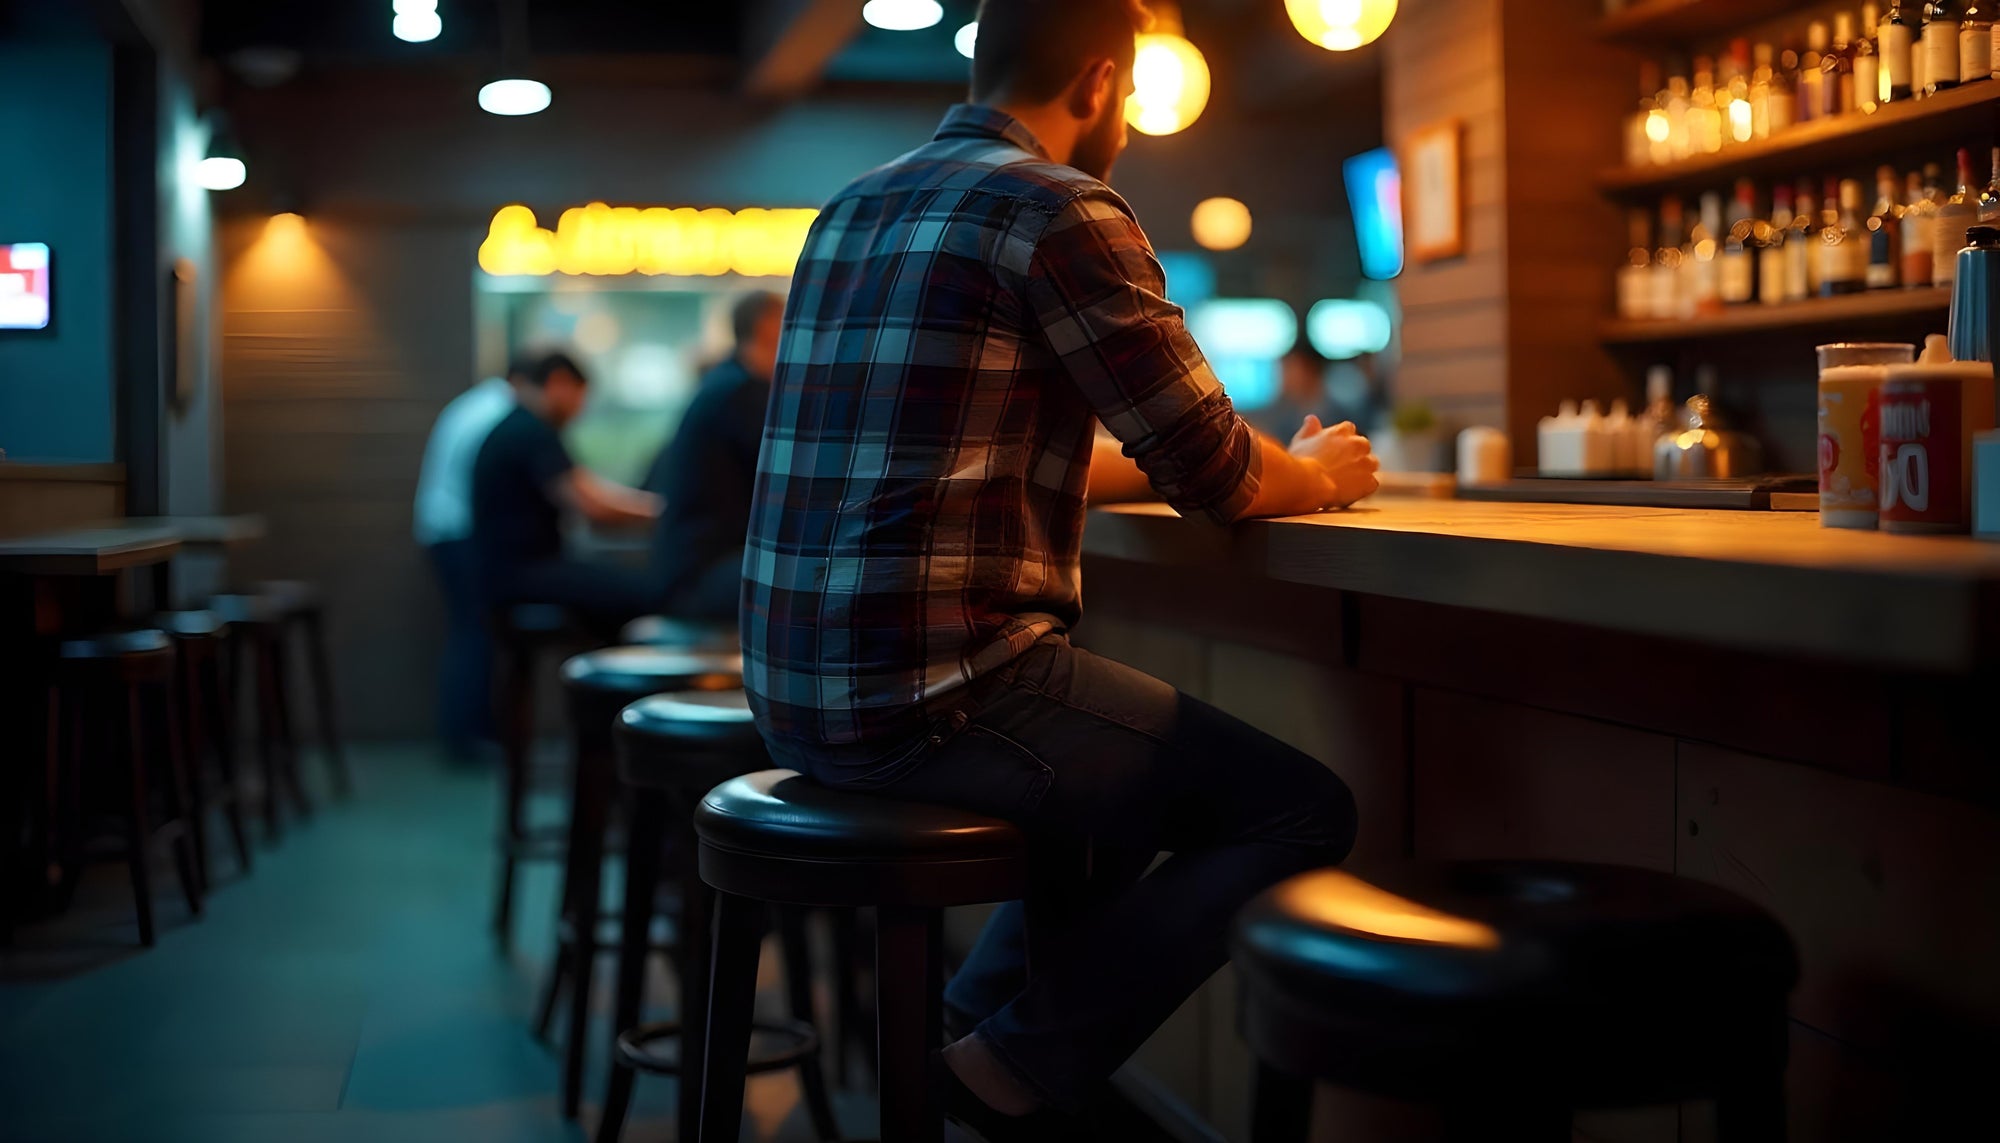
left=1404, top=120, right=1463, bottom=263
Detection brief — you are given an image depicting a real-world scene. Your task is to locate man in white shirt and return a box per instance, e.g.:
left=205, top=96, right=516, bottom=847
left=415, top=370, right=518, bottom=763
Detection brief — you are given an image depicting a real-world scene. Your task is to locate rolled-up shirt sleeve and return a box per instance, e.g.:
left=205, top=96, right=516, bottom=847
left=1023, top=188, right=1261, bottom=525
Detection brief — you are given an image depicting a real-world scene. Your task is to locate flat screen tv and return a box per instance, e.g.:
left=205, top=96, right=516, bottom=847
left=1342, top=149, right=1403, bottom=281
left=0, top=243, right=51, bottom=330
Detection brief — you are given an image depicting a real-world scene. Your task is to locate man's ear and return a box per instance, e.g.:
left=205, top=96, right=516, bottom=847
left=1068, top=57, right=1119, bottom=122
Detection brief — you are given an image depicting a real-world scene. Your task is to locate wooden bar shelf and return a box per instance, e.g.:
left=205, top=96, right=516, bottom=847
left=1598, top=80, right=2000, bottom=197
left=1596, top=0, right=1821, bottom=47
left=1598, top=287, right=1951, bottom=344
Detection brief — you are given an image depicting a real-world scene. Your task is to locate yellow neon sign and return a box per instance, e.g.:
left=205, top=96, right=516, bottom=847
left=477, top=202, right=820, bottom=278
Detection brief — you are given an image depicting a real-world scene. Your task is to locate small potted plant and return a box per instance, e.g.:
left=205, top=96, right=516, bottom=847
left=1374, top=399, right=1444, bottom=473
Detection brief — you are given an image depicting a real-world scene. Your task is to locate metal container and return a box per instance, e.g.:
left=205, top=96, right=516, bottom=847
left=1947, top=225, right=2000, bottom=364
left=1654, top=394, right=1764, bottom=479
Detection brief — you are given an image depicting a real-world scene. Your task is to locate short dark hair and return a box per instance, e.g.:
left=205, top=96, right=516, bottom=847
left=971, top=0, right=1147, bottom=104
left=521, top=351, right=586, bottom=389
left=730, top=290, right=785, bottom=347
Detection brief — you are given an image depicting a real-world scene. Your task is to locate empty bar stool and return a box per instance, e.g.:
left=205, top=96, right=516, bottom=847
left=694, top=770, right=1031, bottom=1143
left=619, top=614, right=739, bottom=653
left=490, top=602, right=592, bottom=952
left=211, top=592, right=311, bottom=837
left=156, top=609, right=255, bottom=885
left=550, top=645, right=743, bottom=1120
left=598, top=692, right=839, bottom=1143
left=257, top=579, right=352, bottom=797
left=45, top=630, right=204, bottom=947
left=1231, top=863, right=1799, bottom=1142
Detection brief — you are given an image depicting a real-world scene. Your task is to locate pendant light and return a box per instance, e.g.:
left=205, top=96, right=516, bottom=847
left=480, top=0, right=550, bottom=116
left=1125, top=3, right=1210, bottom=137
left=1285, top=0, right=1398, bottom=52
left=862, top=0, right=943, bottom=32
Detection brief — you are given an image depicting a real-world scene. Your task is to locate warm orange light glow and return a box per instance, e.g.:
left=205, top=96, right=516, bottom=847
left=1126, top=32, right=1211, bottom=136
left=478, top=202, right=819, bottom=278
left=1272, top=869, right=1501, bottom=948
left=1285, top=0, right=1397, bottom=52
left=266, top=212, right=306, bottom=239
left=1190, top=197, right=1252, bottom=250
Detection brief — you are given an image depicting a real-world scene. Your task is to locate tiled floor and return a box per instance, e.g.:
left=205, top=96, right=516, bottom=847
left=0, top=744, right=872, bottom=1143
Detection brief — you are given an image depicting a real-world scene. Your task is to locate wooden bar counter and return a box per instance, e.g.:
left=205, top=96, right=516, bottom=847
left=1079, top=501, right=1997, bottom=1143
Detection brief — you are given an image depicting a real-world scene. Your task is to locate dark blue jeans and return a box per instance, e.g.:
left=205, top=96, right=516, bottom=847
left=427, top=539, right=493, bottom=759
left=766, top=634, right=1358, bottom=1110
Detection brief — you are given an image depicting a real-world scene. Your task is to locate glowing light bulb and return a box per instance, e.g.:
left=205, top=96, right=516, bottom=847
left=479, top=78, right=551, bottom=116
left=861, top=0, right=943, bottom=32
left=1645, top=108, right=1671, bottom=143
left=193, top=156, right=246, bottom=191
left=392, top=10, right=441, bottom=42
left=1285, top=0, right=1398, bottom=52
left=1125, top=33, right=1210, bottom=137
left=1190, top=197, right=1252, bottom=251
left=954, top=22, right=978, bottom=60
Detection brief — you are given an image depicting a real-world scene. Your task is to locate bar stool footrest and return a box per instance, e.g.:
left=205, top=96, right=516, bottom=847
left=614, top=1017, right=820, bottom=1077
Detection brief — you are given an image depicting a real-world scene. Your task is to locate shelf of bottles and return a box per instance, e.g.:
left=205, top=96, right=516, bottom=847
left=1598, top=1, right=1831, bottom=47
left=1605, top=2, right=2000, bottom=342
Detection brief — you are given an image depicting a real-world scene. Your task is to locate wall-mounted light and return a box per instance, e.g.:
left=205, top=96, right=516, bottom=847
left=954, top=22, right=978, bottom=60
left=1306, top=298, right=1393, bottom=360
left=1126, top=5, right=1210, bottom=137
left=479, top=78, right=551, bottom=116
left=1190, top=197, right=1252, bottom=250
left=193, top=113, right=247, bottom=190
left=392, top=0, right=442, bottom=45
left=1285, top=0, right=1397, bottom=52
left=862, top=0, right=943, bottom=32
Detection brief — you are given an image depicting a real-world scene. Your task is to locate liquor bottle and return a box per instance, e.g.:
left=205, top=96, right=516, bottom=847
left=1749, top=44, right=1777, bottom=136
left=1619, top=210, right=1652, bottom=320
left=1824, top=14, right=1858, bottom=116
left=1903, top=165, right=1940, bottom=286
left=1692, top=191, right=1724, bottom=315
left=1980, top=145, right=2000, bottom=220
left=1689, top=56, right=1724, bottom=154
left=1720, top=179, right=1759, bottom=305
left=1664, top=66, right=1693, bottom=160
left=1801, top=23, right=1830, bottom=118
left=1761, top=184, right=1794, bottom=305
left=1627, top=61, right=1663, bottom=167
left=1857, top=4, right=1884, bottom=111
left=1934, top=147, right=1979, bottom=286
left=1924, top=1, right=1963, bottom=94
left=1772, top=46, right=1801, bottom=133
left=1882, top=1, right=1918, bottom=101
left=1653, top=196, right=1687, bottom=320
left=1867, top=165, right=1903, bottom=288
left=1964, top=1, right=1993, bottom=82
left=1724, top=40, right=1754, bottom=143
left=1793, top=180, right=1821, bottom=299
left=1821, top=178, right=1870, bottom=296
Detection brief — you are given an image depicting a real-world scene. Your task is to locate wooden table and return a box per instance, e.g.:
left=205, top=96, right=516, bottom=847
left=0, top=522, right=183, bottom=579
left=122, top=514, right=266, bottom=549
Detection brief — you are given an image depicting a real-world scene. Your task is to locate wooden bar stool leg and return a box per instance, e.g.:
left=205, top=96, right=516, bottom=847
left=204, top=650, right=254, bottom=873
left=676, top=843, right=715, bottom=1143
left=301, top=610, right=353, bottom=797
left=154, top=682, right=205, bottom=915
left=595, top=785, right=669, bottom=1143
left=875, top=905, right=944, bottom=1143
left=697, top=890, right=765, bottom=1143
left=121, top=683, right=158, bottom=948
left=1249, top=1062, right=1312, bottom=1143
left=779, top=909, right=843, bottom=1142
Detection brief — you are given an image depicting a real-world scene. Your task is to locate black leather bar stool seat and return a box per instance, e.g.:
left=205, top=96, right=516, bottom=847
left=1232, top=862, right=1800, bottom=1141
left=694, top=770, right=1031, bottom=1143
left=46, top=630, right=204, bottom=947
left=211, top=592, right=312, bottom=836
left=619, top=614, right=739, bottom=653
left=153, top=609, right=255, bottom=886
left=549, top=646, right=744, bottom=1119
left=255, top=579, right=351, bottom=797
left=596, top=692, right=839, bottom=1143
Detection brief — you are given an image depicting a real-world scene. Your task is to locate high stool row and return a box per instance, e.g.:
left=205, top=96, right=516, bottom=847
left=33, top=582, right=348, bottom=948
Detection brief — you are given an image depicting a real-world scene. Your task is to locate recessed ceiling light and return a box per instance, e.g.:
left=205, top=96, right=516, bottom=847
left=479, top=78, right=552, bottom=116
left=954, top=21, right=978, bottom=59
left=862, top=0, right=943, bottom=32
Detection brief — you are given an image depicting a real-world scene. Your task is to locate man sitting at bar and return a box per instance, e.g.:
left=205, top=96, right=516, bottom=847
left=642, top=290, right=785, bottom=621
left=741, top=0, right=1379, bottom=1134
left=469, top=350, right=660, bottom=637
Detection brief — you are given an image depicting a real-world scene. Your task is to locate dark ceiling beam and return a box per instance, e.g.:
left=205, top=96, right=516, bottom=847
left=741, top=0, right=864, bottom=100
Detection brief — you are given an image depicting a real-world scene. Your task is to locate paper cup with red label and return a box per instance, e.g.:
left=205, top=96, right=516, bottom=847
left=1816, top=343, right=1913, bottom=529
left=1879, top=338, right=1997, bottom=534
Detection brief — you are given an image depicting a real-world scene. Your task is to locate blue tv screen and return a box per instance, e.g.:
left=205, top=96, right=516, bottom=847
left=1342, top=149, right=1403, bottom=281
left=0, top=242, right=51, bottom=330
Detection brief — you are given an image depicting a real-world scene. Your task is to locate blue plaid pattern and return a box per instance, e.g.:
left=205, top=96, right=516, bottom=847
left=743, top=104, right=1261, bottom=747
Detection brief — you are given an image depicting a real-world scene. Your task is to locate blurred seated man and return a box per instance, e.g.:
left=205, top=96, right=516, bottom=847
left=415, top=365, right=518, bottom=761
left=1247, top=344, right=1333, bottom=441
left=469, top=351, right=661, bottom=638
left=642, top=290, right=785, bottom=622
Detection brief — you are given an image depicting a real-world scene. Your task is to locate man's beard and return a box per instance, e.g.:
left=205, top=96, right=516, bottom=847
left=1070, top=99, right=1126, bottom=183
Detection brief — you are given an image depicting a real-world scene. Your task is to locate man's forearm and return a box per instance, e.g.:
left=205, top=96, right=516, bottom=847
left=1236, top=434, right=1339, bottom=521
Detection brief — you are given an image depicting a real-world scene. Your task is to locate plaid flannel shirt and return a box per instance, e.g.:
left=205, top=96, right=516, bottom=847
left=743, top=104, right=1261, bottom=748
